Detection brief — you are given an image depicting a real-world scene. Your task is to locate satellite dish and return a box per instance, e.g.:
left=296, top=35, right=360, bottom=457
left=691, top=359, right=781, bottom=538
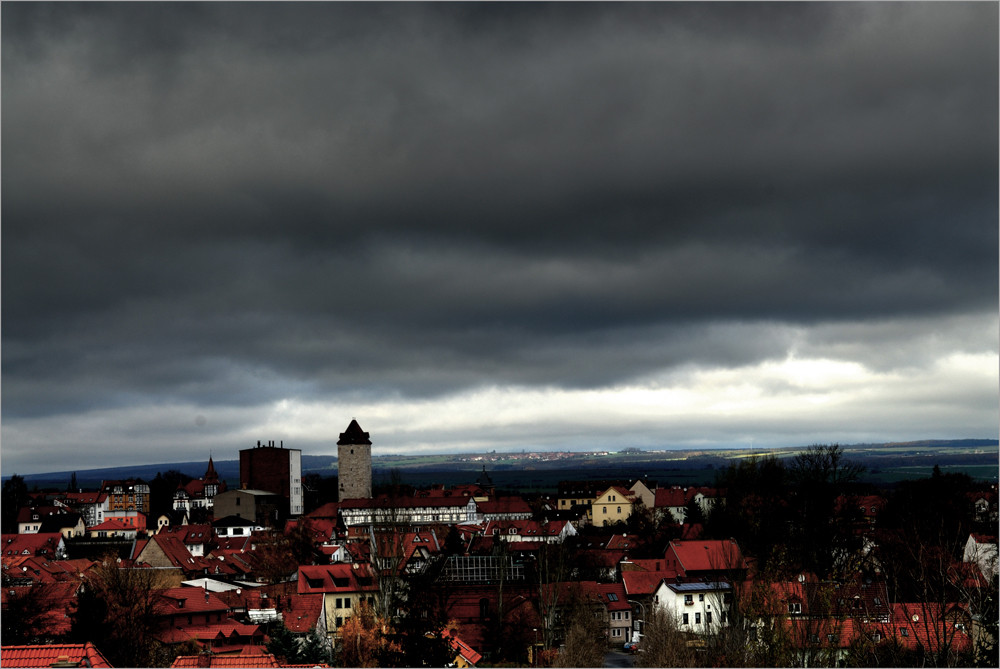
left=236, top=588, right=242, bottom=595
left=912, top=614, right=919, bottom=622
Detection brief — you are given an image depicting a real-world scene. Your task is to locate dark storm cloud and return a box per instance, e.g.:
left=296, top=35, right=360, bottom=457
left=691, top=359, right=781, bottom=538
left=2, top=2, right=997, bottom=470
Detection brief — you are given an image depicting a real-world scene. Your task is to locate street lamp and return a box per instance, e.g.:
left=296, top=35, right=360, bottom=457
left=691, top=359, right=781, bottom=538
left=627, top=599, right=646, bottom=642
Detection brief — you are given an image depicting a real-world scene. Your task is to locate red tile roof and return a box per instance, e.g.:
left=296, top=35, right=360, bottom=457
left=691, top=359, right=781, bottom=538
left=666, top=539, right=747, bottom=574
left=970, top=533, right=997, bottom=544
left=62, top=492, right=107, bottom=506
left=285, top=518, right=338, bottom=544
left=476, top=496, right=532, bottom=516
left=340, top=495, right=475, bottom=510
left=161, top=524, right=214, bottom=545
left=304, top=502, right=340, bottom=519
left=654, top=487, right=688, bottom=508
left=606, top=534, right=645, bottom=551
left=622, top=571, right=673, bottom=597
left=1, top=643, right=112, bottom=668
left=482, top=519, right=569, bottom=538
left=871, top=602, right=973, bottom=654
left=1, top=533, right=65, bottom=559
left=157, top=621, right=264, bottom=646
left=171, top=650, right=278, bottom=667
left=297, top=563, right=378, bottom=595
left=542, top=581, right=631, bottom=612
left=156, top=586, right=231, bottom=616
left=88, top=518, right=138, bottom=533
left=17, top=506, right=68, bottom=524
left=416, top=484, right=488, bottom=499
left=282, top=593, right=324, bottom=634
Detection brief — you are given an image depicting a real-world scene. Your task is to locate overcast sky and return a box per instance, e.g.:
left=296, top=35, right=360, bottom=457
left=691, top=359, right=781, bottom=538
left=2, top=2, right=997, bottom=475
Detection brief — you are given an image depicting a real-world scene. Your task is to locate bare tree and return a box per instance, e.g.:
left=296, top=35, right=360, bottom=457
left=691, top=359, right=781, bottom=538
left=71, top=557, right=169, bottom=668
left=633, top=607, right=699, bottom=667
left=535, top=539, right=572, bottom=650
left=556, top=589, right=607, bottom=668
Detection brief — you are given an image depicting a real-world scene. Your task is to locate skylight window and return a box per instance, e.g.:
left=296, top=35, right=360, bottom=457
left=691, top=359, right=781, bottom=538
left=607, top=593, right=618, bottom=601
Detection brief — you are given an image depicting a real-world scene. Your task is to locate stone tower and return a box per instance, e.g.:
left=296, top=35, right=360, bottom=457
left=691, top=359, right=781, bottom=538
left=337, top=419, right=372, bottom=501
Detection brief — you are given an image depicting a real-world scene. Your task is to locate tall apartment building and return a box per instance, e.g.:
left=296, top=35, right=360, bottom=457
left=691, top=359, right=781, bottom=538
left=100, top=479, right=151, bottom=514
left=239, top=441, right=303, bottom=517
left=337, top=419, right=372, bottom=502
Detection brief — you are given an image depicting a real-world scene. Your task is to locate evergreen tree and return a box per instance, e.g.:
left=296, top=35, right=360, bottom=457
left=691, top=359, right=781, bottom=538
left=265, top=620, right=300, bottom=663
left=298, top=626, right=334, bottom=665
left=2, top=474, right=29, bottom=533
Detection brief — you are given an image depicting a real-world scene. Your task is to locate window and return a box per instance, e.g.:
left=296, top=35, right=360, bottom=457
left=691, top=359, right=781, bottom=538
left=336, top=598, right=343, bottom=609
left=344, top=598, right=351, bottom=609
left=336, top=617, right=343, bottom=627
left=603, top=507, right=607, bottom=514
left=901, top=628, right=908, bottom=637
left=699, top=594, right=705, bottom=602
left=706, top=612, right=712, bottom=625
left=611, top=628, right=622, bottom=638
left=695, top=613, right=701, bottom=624
left=682, top=613, right=689, bottom=625
left=789, top=602, right=802, bottom=614
left=684, top=594, right=694, bottom=605
left=607, top=593, right=618, bottom=602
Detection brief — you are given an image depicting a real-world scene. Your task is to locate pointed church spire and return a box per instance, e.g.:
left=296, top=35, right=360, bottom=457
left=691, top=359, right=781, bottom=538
left=204, top=456, right=218, bottom=483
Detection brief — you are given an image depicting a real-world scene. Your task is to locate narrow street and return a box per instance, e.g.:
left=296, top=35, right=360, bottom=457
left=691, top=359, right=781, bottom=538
left=603, top=649, right=635, bottom=668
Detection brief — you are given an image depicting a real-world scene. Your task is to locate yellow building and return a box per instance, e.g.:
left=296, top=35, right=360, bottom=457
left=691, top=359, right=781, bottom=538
left=592, top=486, right=637, bottom=526
left=559, top=479, right=650, bottom=524
left=298, top=563, right=379, bottom=638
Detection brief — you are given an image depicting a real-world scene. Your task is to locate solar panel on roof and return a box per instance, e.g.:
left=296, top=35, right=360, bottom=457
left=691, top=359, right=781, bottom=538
left=668, top=581, right=730, bottom=592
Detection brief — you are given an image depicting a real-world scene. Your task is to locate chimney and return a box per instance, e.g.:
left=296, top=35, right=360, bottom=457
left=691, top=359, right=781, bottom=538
left=197, top=651, right=212, bottom=668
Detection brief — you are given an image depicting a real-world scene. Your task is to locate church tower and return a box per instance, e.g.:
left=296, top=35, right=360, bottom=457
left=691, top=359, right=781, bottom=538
left=337, top=419, right=372, bottom=501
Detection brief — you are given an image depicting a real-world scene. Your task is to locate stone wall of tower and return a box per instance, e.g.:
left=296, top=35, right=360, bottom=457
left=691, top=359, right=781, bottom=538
left=337, top=420, right=373, bottom=502
left=338, top=442, right=372, bottom=501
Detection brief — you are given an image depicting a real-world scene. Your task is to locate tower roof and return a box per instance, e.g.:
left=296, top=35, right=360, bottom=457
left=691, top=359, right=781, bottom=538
left=338, top=419, right=372, bottom=446
left=204, top=456, right=218, bottom=483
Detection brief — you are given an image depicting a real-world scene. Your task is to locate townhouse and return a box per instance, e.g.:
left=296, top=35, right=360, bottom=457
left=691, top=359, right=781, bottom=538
left=297, top=563, right=379, bottom=637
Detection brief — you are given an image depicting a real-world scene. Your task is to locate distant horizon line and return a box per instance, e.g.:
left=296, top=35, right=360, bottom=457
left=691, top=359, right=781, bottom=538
left=4, top=437, right=997, bottom=481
